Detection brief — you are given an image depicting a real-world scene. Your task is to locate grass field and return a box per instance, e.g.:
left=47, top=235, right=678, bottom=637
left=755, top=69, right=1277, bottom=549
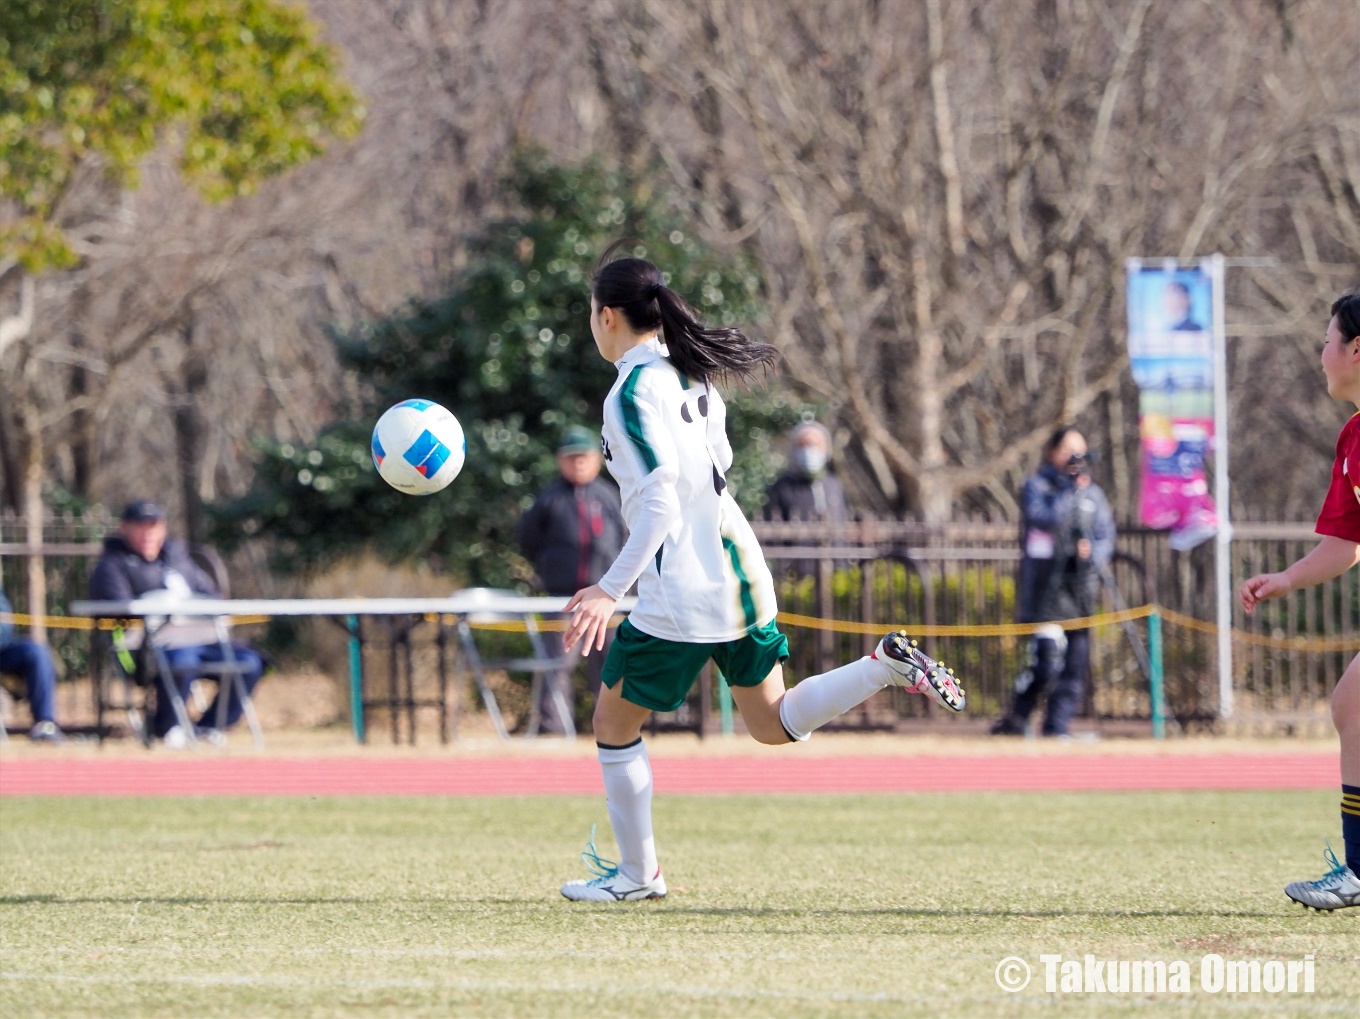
left=1, top=791, right=1356, bottom=1017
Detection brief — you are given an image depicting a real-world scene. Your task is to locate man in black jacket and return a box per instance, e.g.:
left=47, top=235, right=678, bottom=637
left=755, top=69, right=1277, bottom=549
left=762, top=421, right=850, bottom=526
left=992, top=428, right=1116, bottom=737
left=518, top=427, right=625, bottom=732
left=89, top=500, right=263, bottom=746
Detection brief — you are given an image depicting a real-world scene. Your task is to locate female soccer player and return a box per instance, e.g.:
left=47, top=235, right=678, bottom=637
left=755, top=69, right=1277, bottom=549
left=558, top=242, right=964, bottom=902
left=1240, top=290, right=1360, bottom=912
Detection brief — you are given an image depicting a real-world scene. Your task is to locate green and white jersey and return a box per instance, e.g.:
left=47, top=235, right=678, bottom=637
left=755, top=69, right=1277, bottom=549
left=596, top=337, right=777, bottom=643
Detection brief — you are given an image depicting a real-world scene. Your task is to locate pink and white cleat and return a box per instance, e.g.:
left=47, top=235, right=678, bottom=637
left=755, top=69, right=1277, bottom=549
left=873, top=630, right=966, bottom=712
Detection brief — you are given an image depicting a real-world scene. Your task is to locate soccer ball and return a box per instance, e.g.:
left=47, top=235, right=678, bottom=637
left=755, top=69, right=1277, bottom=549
left=371, top=399, right=466, bottom=495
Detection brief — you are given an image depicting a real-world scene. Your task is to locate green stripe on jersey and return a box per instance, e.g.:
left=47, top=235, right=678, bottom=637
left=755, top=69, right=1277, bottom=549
left=722, top=535, right=758, bottom=631
left=619, top=364, right=659, bottom=472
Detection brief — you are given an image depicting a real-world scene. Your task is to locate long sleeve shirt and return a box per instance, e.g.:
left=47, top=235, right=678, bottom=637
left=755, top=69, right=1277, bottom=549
left=597, top=337, right=777, bottom=642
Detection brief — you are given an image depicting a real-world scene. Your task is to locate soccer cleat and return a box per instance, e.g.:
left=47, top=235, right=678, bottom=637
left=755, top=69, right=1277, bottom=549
left=873, top=631, right=966, bottom=712
left=560, top=825, right=667, bottom=902
left=1285, top=843, right=1360, bottom=911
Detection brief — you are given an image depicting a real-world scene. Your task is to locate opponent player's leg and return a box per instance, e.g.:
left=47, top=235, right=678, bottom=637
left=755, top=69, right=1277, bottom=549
left=1286, top=652, right=1360, bottom=910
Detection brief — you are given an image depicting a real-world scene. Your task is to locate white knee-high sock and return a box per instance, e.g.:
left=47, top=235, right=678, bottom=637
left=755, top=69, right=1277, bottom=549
left=598, top=739, right=658, bottom=883
left=778, top=657, right=892, bottom=741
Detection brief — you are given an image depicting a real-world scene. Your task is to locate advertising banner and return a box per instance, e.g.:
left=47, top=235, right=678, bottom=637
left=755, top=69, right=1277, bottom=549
left=1126, top=262, right=1218, bottom=550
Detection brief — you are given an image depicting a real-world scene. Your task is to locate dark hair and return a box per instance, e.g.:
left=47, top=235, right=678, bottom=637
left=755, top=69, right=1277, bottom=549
left=1333, top=290, right=1360, bottom=344
left=1044, top=425, right=1081, bottom=455
left=591, top=238, right=777, bottom=384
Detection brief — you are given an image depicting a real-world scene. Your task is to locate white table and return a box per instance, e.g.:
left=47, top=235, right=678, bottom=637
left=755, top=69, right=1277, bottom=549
left=71, top=591, right=636, bottom=745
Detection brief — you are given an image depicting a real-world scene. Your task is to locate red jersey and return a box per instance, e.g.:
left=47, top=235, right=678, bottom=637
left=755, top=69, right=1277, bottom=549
left=1315, top=414, right=1360, bottom=543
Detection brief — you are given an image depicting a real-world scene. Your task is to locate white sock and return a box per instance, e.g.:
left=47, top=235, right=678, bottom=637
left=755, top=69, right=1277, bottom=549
left=778, top=656, right=891, bottom=741
left=598, top=739, right=658, bottom=884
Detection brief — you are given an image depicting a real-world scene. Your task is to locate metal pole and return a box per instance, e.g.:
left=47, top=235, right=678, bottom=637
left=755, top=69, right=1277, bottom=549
left=347, top=614, right=365, bottom=744
left=1210, top=252, right=1234, bottom=719
left=1149, top=608, right=1165, bottom=740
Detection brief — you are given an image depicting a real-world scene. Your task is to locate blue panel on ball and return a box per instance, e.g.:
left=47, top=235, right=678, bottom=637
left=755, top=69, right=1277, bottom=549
left=402, top=429, right=450, bottom=478
left=396, top=398, right=434, bottom=411
left=371, top=431, right=386, bottom=467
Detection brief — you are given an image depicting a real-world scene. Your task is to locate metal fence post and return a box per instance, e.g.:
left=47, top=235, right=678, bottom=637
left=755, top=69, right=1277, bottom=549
left=1149, top=607, right=1165, bottom=740
left=347, top=614, right=365, bottom=744
left=718, top=669, right=734, bottom=736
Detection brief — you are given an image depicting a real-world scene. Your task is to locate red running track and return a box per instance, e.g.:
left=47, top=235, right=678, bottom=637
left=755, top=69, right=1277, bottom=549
left=0, top=753, right=1338, bottom=797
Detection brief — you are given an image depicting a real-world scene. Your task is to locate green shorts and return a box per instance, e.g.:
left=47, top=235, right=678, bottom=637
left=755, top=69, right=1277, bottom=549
left=601, top=618, right=790, bottom=713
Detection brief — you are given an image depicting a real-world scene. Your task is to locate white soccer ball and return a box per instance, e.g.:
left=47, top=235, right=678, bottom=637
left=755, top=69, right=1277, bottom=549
left=371, top=399, right=466, bottom=495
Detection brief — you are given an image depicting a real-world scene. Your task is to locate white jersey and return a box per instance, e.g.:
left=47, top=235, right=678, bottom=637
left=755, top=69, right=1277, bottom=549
left=596, top=337, right=778, bottom=643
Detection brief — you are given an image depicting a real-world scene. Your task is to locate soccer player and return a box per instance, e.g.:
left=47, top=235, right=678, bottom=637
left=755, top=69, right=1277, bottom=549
left=1240, top=290, right=1360, bottom=912
left=557, top=241, right=965, bottom=902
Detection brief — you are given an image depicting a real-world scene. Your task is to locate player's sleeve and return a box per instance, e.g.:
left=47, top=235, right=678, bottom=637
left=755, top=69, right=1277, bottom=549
left=597, top=370, right=681, bottom=600
left=1314, top=443, right=1360, bottom=542
left=706, top=385, right=734, bottom=473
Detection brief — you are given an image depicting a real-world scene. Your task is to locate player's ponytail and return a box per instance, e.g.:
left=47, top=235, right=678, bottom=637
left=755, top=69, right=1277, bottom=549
left=592, top=239, right=777, bottom=385
left=1333, top=290, right=1360, bottom=343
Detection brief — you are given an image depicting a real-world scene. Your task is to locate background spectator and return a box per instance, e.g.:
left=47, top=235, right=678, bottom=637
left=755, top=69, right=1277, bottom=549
left=0, top=583, right=64, bottom=741
left=763, top=420, right=850, bottom=525
left=763, top=420, right=851, bottom=577
left=89, top=500, right=263, bottom=747
left=992, top=427, right=1115, bottom=738
left=517, top=427, right=625, bottom=732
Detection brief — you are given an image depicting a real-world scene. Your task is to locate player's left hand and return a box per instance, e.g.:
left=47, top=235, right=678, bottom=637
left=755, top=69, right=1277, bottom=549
left=564, top=584, right=617, bottom=653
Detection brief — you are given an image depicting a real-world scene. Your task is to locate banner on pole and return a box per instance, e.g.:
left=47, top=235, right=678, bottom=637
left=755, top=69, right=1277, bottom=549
left=1126, top=261, right=1218, bottom=550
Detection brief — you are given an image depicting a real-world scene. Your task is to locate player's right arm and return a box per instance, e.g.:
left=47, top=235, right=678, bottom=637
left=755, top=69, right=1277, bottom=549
left=566, top=369, right=681, bottom=652
left=1240, top=535, right=1360, bottom=613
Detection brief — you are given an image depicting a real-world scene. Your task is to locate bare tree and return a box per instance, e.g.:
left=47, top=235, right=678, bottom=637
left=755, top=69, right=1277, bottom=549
left=586, top=0, right=1358, bottom=521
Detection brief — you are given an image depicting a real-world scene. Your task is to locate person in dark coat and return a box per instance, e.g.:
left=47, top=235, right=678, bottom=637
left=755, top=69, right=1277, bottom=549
left=762, top=421, right=851, bottom=578
left=0, top=584, right=63, bottom=741
left=518, top=427, right=626, bottom=732
left=88, top=500, right=263, bottom=746
left=762, top=421, right=850, bottom=526
left=992, top=427, right=1116, bottom=737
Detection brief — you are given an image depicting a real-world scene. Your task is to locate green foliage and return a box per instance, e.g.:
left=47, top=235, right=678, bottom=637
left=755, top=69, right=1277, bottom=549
left=215, top=150, right=813, bottom=587
left=0, top=0, right=363, bottom=270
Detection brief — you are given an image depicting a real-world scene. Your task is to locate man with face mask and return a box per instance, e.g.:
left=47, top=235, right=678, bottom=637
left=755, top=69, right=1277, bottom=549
left=762, top=421, right=850, bottom=527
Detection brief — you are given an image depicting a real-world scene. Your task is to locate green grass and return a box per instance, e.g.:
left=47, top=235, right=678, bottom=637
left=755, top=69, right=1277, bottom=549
left=1, top=792, right=1356, bottom=1017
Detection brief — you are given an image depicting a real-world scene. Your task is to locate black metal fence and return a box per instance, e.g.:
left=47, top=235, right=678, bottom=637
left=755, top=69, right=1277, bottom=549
left=1, top=510, right=1349, bottom=737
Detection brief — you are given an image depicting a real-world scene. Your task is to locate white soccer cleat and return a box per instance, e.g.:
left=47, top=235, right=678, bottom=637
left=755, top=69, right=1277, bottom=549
left=560, top=825, right=667, bottom=902
left=561, top=869, right=668, bottom=902
left=1285, top=844, right=1360, bottom=911
left=873, top=630, right=966, bottom=712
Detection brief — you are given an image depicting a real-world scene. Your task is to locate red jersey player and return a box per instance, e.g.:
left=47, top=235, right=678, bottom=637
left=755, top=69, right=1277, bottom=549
left=1240, top=291, right=1360, bottom=911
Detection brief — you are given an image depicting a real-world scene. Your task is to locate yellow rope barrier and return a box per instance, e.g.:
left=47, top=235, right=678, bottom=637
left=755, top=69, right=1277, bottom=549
left=774, top=606, right=1154, bottom=637
left=1156, top=607, right=1360, bottom=652
left=0, top=613, right=270, bottom=631
left=7, top=606, right=1360, bottom=652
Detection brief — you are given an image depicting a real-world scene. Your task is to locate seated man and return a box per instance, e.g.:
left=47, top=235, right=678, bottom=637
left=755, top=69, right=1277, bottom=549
left=0, top=583, right=64, bottom=741
left=88, top=500, right=263, bottom=747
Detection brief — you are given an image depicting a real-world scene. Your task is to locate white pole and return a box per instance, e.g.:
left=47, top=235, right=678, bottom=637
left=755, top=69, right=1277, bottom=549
left=1210, top=253, right=1233, bottom=719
